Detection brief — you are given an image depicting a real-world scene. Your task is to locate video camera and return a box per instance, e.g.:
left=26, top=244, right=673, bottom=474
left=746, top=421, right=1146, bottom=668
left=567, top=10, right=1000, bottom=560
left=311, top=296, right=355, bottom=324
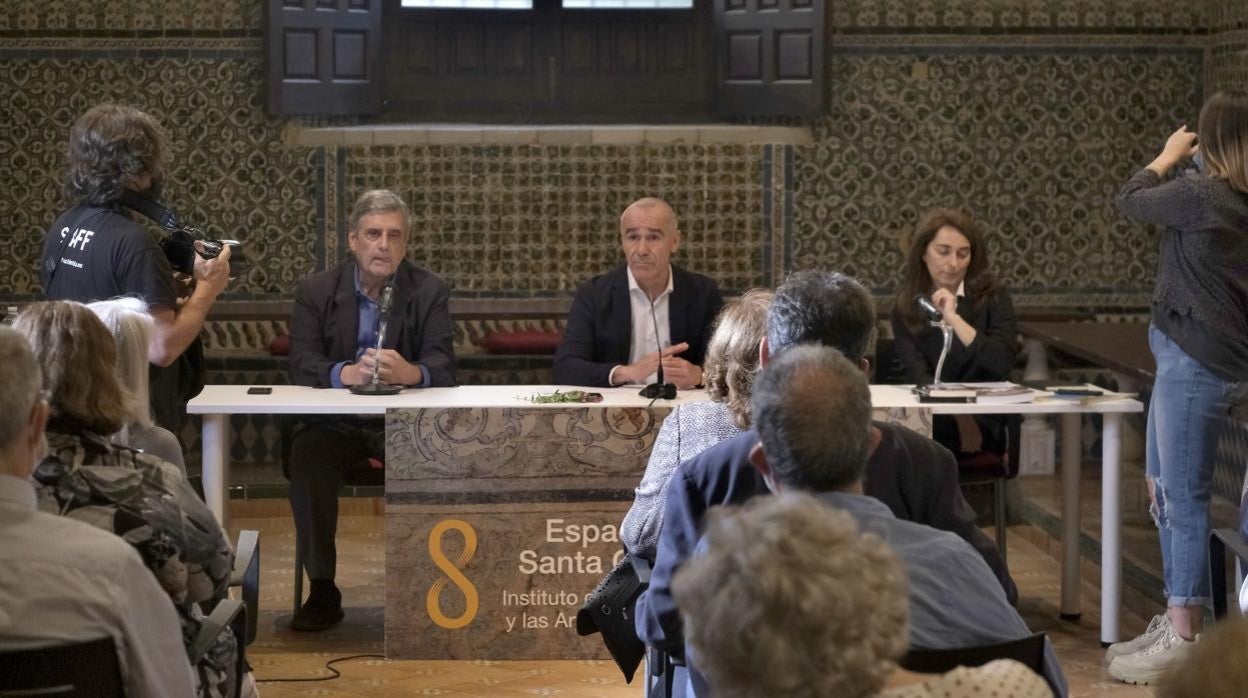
left=120, top=191, right=249, bottom=279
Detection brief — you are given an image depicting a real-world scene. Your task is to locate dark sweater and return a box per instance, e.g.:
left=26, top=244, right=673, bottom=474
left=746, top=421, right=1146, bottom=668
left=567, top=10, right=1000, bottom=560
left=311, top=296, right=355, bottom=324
left=1117, top=168, right=1248, bottom=381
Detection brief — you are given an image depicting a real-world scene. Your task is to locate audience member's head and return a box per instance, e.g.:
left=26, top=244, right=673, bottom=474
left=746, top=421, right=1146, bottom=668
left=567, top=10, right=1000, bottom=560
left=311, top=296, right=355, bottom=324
left=88, top=297, right=156, bottom=430
left=673, top=492, right=910, bottom=698
left=65, top=103, right=170, bottom=206
left=703, top=289, right=774, bottom=428
left=0, top=328, right=49, bottom=478
left=1197, top=90, right=1248, bottom=194
left=1158, top=616, right=1248, bottom=698
left=749, top=344, right=873, bottom=493
left=619, top=197, right=680, bottom=291
left=765, top=270, right=875, bottom=366
left=896, top=208, right=998, bottom=330
left=13, top=301, right=135, bottom=436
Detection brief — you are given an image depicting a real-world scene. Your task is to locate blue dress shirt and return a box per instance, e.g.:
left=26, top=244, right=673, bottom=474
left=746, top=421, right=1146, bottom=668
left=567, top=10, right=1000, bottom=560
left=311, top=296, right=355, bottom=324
left=329, top=269, right=431, bottom=389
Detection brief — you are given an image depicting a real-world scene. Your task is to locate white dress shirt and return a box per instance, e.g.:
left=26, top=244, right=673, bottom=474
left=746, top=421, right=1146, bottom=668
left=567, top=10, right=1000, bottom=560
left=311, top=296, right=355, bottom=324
left=0, top=474, right=196, bottom=698
left=610, top=265, right=674, bottom=386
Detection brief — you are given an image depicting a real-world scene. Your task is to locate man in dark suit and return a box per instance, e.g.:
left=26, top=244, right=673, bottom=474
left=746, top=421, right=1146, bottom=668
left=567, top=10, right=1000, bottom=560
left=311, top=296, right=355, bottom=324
left=287, top=189, right=455, bottom=631
left=554, top=198, right=724, bottom=388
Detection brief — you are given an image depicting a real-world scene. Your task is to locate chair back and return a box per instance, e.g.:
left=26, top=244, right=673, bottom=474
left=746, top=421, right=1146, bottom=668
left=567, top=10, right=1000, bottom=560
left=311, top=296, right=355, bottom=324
left=0, top=636, right=123, bottom=697
left=900, top=632, right=1047, bottom=687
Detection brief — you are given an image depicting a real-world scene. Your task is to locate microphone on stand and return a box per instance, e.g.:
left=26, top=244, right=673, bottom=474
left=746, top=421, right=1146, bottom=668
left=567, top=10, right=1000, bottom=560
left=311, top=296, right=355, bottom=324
left=914, top=293, right=953, bottom=387
left=350, top=277, right=403, bottom=396
left=639, top=300, right=677, bottom=400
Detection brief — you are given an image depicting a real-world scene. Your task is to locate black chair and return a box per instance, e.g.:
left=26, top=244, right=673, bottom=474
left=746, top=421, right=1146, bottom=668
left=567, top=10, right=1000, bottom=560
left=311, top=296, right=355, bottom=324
left=900, top=632, right=1051, bottom=694
left=0, top=602, right=244, bottom=698
left=1209, top=527, right=1248, bottom=620
left=230, top=529, right=261, bottom=645
left=956, top=415, right=1022, bottom=565
left=629, top=556, right=686, bottom=698
left=874, top=337, right=1020, bottom=564
left=0, top=636, right=123, bottom=697
left=192, top=598, right=247, bottom=698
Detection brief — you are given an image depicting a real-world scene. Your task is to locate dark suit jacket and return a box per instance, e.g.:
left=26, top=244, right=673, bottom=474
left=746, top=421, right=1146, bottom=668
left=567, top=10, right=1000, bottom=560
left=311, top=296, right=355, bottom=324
left=634, top=421, right=1016, bottom=659
left=288, top=259, right=456, bottom=388
left=553, top=264, right=725, bottom=387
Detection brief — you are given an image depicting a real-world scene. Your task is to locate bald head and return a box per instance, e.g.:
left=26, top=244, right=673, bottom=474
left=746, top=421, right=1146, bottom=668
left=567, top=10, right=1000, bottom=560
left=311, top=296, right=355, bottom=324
left=621, top=197, right=678, bottom=231
left=620, top=197, right=681, bottom=294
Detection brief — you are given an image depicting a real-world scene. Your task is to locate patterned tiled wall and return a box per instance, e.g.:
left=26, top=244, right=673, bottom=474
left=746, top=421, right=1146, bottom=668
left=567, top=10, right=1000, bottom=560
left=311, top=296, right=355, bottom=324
left=1206, top=0, right=1248, bottom=94
left=1, top=0, right=1242, bottom=309
left=336, top=144, right=767, bottom=295
left=830, top=0, right=1206, bottom=31
left=797, top=51, right=1200, bottom=305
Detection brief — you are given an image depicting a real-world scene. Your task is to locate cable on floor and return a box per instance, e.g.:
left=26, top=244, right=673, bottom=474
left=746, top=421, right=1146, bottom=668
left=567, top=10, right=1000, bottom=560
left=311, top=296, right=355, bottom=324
left=255, top=653, right=386, bottom=683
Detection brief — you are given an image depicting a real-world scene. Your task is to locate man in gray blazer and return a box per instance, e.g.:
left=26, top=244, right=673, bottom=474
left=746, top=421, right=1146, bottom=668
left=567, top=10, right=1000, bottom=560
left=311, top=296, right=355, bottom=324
left=287, top=189, right=455, bottom=631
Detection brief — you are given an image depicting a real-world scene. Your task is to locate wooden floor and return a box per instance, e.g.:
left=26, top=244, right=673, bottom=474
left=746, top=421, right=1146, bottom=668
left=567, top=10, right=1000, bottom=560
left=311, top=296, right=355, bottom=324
left=227, top=498, right=1158, bottom=698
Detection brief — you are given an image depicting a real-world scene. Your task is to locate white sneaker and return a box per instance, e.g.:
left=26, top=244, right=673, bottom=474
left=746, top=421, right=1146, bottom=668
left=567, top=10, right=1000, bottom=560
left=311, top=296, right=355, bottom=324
left=1105, top=614, right=1169, bottom=661
left=1107, top=621, right=1198, bottom=685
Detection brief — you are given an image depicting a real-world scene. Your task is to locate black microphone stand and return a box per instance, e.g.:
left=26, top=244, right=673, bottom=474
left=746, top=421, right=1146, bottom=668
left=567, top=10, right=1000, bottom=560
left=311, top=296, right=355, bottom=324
left=639, top=299, right=676, bottom=400
left=350, top=279, right=402, bottom=396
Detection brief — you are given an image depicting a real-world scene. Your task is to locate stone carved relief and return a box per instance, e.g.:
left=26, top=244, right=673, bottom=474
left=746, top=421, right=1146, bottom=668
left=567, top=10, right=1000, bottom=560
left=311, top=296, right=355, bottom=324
left=387, top=407, right=668, bottom=480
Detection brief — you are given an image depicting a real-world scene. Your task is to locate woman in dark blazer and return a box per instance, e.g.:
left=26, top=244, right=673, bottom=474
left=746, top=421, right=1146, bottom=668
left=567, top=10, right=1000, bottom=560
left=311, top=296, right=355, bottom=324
left=890, top=208, right=1018, bottom=456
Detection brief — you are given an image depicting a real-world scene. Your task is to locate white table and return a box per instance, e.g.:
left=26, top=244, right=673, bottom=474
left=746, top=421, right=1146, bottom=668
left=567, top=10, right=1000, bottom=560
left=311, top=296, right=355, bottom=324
left=187, top=383, right=1141, bottom=643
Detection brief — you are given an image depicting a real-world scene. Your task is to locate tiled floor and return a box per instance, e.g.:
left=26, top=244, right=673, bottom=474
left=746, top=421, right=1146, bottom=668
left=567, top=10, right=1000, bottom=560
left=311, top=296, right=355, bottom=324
left=228, top=495, right=1159, bottom=698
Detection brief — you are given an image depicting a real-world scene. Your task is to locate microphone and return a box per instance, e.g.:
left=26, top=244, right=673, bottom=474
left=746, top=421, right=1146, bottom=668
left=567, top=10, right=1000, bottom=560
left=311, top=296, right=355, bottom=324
left=915, top=293, right=943, bottom=323
left=639, top=300, right=676, bottom=400
left=350, top=276, right=402, bottom=396
left=914, top=293, right=953, bottom=386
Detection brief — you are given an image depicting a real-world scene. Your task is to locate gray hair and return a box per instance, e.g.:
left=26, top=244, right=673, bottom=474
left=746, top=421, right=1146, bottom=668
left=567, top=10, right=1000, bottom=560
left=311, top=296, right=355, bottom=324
left=348, top=189, right=411, bottom=235
left=673, top=492, right=910, bottom=698
left=0, top=327, right=42, bottom=451
left=87, top=297, right=154, bottom=431
left=751, top=344, right=873, bottom=492
left=767, top=270, right=875, bottom=363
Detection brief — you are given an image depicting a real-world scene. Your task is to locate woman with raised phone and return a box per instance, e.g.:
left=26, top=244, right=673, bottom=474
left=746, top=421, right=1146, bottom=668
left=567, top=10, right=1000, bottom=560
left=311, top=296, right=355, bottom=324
left=1108, top=90, right=1248, bottom=685
left=891, top=208, right=1019, bottom=457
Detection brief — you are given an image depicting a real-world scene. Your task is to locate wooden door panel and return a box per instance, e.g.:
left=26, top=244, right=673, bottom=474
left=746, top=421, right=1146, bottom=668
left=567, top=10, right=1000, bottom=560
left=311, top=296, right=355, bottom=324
left=266, top=0, right=383, bottom=115
left=714, top=0, right=824, bottom=117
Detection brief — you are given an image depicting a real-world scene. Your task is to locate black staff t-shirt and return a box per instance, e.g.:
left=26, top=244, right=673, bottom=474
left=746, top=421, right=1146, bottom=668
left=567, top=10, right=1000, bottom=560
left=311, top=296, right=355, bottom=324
left=40, top=204, right=196, bottom=436
left=40, top=204, right=179, bottom=309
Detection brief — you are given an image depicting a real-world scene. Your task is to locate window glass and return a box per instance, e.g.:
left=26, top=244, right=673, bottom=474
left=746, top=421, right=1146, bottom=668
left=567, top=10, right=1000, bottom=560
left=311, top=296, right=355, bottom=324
left=562, top=0, right=692, bottom=7
left=400, top=0, right=532, bottom=8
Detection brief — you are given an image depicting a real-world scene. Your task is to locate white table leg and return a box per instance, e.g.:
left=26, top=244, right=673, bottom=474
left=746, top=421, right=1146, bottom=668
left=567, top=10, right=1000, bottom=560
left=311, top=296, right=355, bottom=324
left=202, top=413, right=230, bottom=525
left=1101, top=413, right=1123, bottom=645
left=1060, top=412, right=1082, bottom=620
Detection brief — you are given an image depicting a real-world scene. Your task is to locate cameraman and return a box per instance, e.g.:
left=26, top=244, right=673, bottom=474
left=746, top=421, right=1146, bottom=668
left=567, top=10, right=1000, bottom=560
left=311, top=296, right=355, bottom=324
left=40, top=103, right=231, bottom=434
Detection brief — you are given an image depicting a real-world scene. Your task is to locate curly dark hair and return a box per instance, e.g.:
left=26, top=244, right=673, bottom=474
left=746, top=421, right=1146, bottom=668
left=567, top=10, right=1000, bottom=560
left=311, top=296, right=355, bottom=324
left=64, top=103, right=170, bottom=206
left=893, top=208, right=1000, bottom=334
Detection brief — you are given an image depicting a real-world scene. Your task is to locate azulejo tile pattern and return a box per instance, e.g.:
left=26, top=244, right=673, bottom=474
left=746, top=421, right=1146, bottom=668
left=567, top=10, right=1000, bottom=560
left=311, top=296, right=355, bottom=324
left=342, top=144, right=765, bottom=294
left=0, top=0, right=260, bottom=32
left=794, top=51, right=1200, bottom=303
left=2, top=55, right=319, bottom=297
left=830, top=0, right=1205, bottom=32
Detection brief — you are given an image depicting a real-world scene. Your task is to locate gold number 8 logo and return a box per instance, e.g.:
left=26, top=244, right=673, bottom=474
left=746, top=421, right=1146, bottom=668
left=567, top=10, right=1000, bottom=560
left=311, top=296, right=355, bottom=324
left=426, top=519, right=480, bottom=629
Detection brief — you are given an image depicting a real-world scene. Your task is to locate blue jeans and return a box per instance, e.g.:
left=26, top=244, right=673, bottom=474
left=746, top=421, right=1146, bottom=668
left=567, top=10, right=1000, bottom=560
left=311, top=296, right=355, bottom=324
left=1146, top=324, right=1239, bottom=606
